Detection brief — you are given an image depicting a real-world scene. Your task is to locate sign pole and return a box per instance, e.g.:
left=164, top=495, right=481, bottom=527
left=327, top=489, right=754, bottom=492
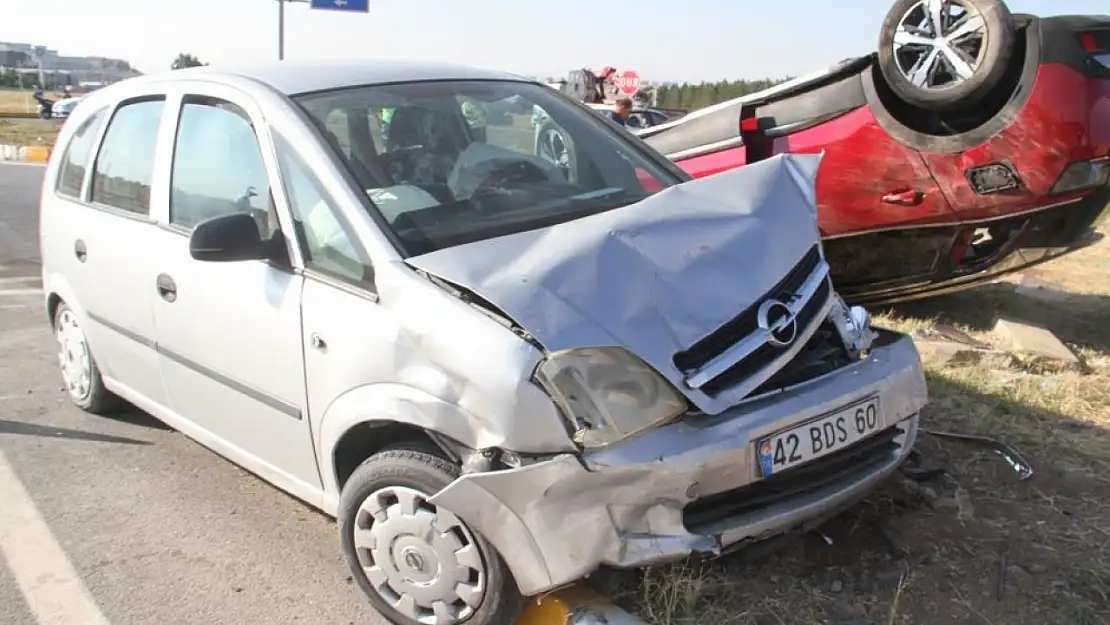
left=278, top=0, right=285, bottom=60
left=280, top=0, right=370, bottom=60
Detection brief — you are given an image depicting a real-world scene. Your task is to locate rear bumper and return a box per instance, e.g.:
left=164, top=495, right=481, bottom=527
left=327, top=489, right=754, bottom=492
left=834, top=184, right=1110, bottom=306
left=428, top=330, right=927, bottom=596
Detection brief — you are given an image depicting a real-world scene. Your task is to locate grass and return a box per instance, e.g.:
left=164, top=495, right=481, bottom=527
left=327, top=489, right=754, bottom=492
left=0, top=89, right=34, bottom=115
left=0, top=119, right=63, bottom=146
left=0, top=89, right=66, bottom=146
left=607, top=224, right=1110, bottom=625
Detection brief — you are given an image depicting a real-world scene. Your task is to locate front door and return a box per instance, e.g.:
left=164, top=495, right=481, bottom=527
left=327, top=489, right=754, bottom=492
left=147, top=85, right=321, bottom=495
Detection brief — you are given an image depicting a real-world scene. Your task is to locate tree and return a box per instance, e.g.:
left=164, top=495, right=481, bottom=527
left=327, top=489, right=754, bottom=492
left=171, top=53, right=206, bottom=70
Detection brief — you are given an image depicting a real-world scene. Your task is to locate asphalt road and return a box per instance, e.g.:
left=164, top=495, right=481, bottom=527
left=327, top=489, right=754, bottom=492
left=0, top=161, right=387, bottom=624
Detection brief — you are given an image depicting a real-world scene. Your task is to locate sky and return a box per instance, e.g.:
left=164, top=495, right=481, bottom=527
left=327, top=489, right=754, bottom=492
left=4, top=0, right=1109, bottom=83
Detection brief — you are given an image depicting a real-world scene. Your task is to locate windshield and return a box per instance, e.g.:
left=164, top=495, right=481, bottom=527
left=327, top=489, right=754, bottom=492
left=294, top=80, right=680, bottom=255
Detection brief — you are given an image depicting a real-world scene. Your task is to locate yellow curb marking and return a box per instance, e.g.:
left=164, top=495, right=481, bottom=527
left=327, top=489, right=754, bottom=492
left=25, top=145, right=51, bottom=163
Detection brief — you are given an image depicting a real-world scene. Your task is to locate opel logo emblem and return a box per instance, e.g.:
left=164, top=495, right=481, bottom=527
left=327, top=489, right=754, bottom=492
left=757, top=299, right=798, bottom=347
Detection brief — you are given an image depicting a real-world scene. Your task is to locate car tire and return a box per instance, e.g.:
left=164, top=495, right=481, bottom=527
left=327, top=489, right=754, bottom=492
left=338, top=444, right=525, bottom=625
left=877, top=0, right=1016, bottom=112
left=52, top=302, right=119, bottom=414
left=534, top=120, right=577, bottom=183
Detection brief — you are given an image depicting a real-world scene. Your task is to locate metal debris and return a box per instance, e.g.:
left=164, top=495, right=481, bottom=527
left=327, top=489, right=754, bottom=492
left=922, top=429, right=1034, bottom=481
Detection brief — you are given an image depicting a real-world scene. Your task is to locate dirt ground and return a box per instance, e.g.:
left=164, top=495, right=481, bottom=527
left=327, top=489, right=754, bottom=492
left=604, top=226, right=1110, bottom=625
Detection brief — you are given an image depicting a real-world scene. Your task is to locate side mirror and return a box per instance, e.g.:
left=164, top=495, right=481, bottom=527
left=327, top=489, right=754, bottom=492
left=189, top=212, right=270, bottom=263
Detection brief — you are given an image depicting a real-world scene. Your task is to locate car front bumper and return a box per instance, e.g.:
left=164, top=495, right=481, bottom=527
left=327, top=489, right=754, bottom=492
left=428, top=329, right=927, bottom=596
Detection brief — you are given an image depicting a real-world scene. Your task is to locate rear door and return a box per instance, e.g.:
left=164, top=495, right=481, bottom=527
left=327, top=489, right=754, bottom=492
left=44, top=96, right=170, bottom=408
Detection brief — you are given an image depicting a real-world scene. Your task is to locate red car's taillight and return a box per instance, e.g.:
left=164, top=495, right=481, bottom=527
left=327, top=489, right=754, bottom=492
left=1080, top=32, right=1099, bottom=52
left=1078, top=30, right=1110, bottom=68
left=1051, top=158, right=1110, bottom=195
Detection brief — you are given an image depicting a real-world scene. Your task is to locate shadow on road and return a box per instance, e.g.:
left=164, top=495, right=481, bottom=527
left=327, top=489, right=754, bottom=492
left=0, top=417, right=152, bottom=445
left=104, top=404, right=173, bottom=431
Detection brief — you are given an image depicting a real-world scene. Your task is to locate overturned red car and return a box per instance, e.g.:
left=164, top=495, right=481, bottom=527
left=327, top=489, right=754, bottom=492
left=637, top=0, right=1110, bottom=305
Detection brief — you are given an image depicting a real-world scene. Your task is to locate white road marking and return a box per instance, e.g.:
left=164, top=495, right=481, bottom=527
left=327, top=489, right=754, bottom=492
left=0, top=161, right=46, bottom=168
left=0, top=449, right=112, bottom=625
left=0, top=289, right=42, bottom=296
left=0, top=277, right=40, bottom=285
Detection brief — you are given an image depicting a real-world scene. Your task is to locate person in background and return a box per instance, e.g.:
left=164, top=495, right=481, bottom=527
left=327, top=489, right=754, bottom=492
left=606, top=97, right=634, bottom=126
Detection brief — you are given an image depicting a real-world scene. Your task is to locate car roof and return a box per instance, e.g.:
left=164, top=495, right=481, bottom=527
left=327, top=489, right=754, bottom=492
left=167, top=58, right=533, bottom=96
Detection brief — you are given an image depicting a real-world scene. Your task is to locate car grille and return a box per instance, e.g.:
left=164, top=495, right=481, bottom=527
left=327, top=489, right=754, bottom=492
left=674, top=245, right=833, bottom=399
left=682, top=420, right=911, bottom=531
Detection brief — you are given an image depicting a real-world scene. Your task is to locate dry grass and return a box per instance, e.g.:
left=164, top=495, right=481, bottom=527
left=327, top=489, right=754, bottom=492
left=608, top=225, right=1110, bottom=625
left=0, top=119, right=62, bottom=146
left=0, top=89, right=41, bottom=116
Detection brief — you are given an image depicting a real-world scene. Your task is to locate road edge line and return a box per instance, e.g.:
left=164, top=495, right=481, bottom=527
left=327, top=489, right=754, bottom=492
left=0, top=449, right=112, bottom=625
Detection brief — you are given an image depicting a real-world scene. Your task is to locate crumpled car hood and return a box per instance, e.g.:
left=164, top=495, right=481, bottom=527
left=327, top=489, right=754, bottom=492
left=405, top=153, right=825, bottom=405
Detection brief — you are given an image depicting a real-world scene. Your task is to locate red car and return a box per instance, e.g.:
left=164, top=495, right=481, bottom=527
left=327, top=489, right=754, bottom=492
left=637, top=0, right=1110, bottom=305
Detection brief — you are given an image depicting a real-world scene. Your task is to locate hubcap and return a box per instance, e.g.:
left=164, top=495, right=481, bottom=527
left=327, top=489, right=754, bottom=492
left=893, top=0, right=987, bottom=91
left=537, top=127, right=571, bottom=180
left=354, top=486, right=486, bottom=624
left=56, top=310, right=92, bottom=401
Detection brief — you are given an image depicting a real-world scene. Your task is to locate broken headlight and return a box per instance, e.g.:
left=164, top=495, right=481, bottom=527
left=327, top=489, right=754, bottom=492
left=534, top=347, right=688, bottom=449
left=828, top=295, right=876, bottom=358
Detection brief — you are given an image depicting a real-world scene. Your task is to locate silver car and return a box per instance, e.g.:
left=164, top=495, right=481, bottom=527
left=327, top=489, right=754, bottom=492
left=39, top=59, right=928, bottom=625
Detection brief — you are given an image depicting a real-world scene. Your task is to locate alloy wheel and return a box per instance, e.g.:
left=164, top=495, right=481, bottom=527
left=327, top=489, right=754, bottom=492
left=892, top=0, right=988, bottom=91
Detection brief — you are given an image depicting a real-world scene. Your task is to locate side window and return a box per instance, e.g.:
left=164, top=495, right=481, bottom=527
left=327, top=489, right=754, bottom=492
left=90, top=99, right=165, bottom=215
left=169, top=96, right=276, bottom=235
left=56, top=109, right=107, bottom=198
left=276, top=142, right=374, bottom=287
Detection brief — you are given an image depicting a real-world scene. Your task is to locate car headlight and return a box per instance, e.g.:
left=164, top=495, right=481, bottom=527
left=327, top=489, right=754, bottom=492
left=828, top=294, right=876, bottom=358
left=534, top=347, right=688, bottom=449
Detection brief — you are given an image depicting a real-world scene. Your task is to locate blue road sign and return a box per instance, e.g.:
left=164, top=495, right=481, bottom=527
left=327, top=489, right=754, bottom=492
left=310, top=0, right=369, bottom=12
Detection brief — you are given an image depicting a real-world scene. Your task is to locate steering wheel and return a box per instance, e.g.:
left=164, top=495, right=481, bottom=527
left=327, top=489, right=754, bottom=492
left=470, top=160, right=550, bottom=197
left=378, top=145, right=428, bottom=184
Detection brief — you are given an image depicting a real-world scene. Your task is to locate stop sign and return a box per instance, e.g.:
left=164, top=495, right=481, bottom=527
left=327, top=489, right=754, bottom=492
left=615, top=70, right=641, bottom=95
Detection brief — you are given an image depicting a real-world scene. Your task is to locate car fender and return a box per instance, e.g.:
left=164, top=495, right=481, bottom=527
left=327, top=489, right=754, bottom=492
left=315, top=382, right=524, bottom=497
left=42, top=271, right=84, bottom=325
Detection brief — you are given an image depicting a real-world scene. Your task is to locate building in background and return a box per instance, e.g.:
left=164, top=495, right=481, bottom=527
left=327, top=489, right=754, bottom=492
left=0, top=41, right=140, bottom=87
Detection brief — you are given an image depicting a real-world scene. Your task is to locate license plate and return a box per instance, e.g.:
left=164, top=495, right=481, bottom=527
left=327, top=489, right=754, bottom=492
left=757, top=397, right=882, bottom=477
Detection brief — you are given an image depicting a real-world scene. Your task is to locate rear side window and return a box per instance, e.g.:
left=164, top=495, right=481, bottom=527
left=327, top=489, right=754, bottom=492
left=169, top=96, right=276, bottom=236
left=90, top=99, right=165, bottom=215
left=55, top=109, right=107, bottom=198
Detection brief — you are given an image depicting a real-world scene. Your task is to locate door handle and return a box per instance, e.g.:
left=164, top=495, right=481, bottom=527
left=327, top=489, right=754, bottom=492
left=74, top=239, right=87, bottom=262
left=881, top=189, right=925, bottom=206
left=156, top=273, right=177, bottom=303
left=309, top=333, right=327, bottom=351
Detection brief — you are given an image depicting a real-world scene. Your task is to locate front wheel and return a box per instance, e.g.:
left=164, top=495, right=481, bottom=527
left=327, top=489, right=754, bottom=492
left=876, top=0, right=1016, bottom=112
left=338, top=445, right=524, bottom=625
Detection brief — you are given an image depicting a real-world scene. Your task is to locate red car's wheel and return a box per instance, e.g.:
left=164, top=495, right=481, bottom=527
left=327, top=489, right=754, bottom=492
left=877, top=0, right=1016, bottom=112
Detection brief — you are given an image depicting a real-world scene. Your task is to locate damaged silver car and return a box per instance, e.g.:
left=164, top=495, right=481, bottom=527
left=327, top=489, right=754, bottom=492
left=39, top=59, right=928, bottom=625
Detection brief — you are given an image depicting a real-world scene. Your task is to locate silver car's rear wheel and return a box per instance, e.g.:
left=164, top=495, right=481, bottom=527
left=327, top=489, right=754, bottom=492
left=355, top=486, right=486, bottom=623
left=52, top=302, right=118, bottom=414
left=56, top=308, right=92, bottom=402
